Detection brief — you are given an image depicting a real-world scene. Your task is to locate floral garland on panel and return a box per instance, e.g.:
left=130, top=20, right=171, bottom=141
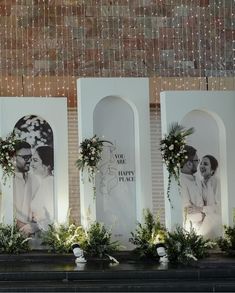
left=160, top=122, right=194, bottom=206
left=0, top=132, right=21, bottom=183
left=76, top=135, right=112, bottom=194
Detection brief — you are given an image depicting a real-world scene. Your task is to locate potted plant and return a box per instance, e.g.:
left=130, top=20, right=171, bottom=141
left=83, top=222, right=120, bottom=261
left=129, top=209, right=166, bottom=259
left=165, top=226, right=215, bottom=266
left=0, top=220, right=31, bottom=254
left=217, top=225, right=235, bottom=256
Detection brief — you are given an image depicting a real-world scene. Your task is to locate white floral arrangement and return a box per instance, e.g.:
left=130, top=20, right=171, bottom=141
left=0, top=132, right=21, bottom=183
left=76, top=135, right=112, bottom=187
left=160, top=123, right=194, bottom=205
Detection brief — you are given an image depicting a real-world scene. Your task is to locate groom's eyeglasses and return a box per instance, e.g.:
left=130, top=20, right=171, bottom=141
left=191, top=159, right=200, bottom=163
left=17, top=154, right=32, bottom=161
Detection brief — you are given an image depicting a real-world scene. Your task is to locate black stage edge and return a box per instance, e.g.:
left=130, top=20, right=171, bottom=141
left=0, top=251, right=235, bottom=292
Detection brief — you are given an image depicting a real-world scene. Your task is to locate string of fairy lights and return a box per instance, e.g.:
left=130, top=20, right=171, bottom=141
left=0, top=0, right=234, bottom=100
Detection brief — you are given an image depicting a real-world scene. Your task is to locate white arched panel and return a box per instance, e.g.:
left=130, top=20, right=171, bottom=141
left=0, top=97, right=68, bottom=226
left=94, top=96, right=136, bottom=248
left=77, top=78, right=152, bottom=249
left=160, top=91, right=234, bottom=234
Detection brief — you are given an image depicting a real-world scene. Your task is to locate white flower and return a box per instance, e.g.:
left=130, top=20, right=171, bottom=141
left=91, top=157, right=94, bottom=160
left=169, top=144, right=174, bottom=150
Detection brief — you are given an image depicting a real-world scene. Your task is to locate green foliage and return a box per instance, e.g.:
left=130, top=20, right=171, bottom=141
left=40, top=221, right=119, bottom=257
left=0, top=221, right=30, bottom=254
left=129, top=209, right=166, bottom=258
left=160, top=122, right=194, bottom=205
left=76, top=135, right=112, bottom=183
left=83, top=222, right=120, bottom=258
left=217, top=225, right=235, bottom=254
left=0, top=132, right=21, bottom=183
left=41, top=223, right=86, bottom=253
left=165, top=226, right=215, bottom=265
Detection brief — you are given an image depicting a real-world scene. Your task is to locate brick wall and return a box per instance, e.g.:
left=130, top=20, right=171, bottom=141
left=67, top=107, right=80, bottom=224
left=0, top=2, right=234, bottom=87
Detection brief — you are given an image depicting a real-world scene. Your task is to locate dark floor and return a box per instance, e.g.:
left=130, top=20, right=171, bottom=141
left=0, top=252, right=235, bottom=292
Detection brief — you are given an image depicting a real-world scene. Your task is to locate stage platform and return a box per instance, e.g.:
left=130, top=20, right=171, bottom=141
left=0, top=252, right=235, bottom=292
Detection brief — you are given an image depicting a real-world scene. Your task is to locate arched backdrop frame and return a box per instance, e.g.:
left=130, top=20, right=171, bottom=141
left=77, top=78, right=152, bottom=248
left=160, top=91, right=234, bottom=231
left=0, top=97, right=68, bottom=225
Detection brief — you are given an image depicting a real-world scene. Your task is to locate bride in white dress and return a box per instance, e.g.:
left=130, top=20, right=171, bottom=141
left=199, top=155, right=222, bottom=239
left=30, top=146, right=54, bottom=234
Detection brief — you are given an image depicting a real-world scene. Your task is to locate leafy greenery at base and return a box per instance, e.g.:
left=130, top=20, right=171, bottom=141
left=40, top=222, right=120, bottom=258
left=83, top=222, right=120, bottom=258
left=165, top=226, right=215, bottom=265
left=41, top=223, right=86, bottom=253
left=0, top=221, right=31, bottom=253
left=217, top=225, right=235, bottom=254
left=129, top=209, right=166, bottom=259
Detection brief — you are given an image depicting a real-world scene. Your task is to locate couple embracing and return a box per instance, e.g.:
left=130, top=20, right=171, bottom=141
left=180, top=145, right=221, bottom=239
left=13, top=141, right=54, bottom=247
